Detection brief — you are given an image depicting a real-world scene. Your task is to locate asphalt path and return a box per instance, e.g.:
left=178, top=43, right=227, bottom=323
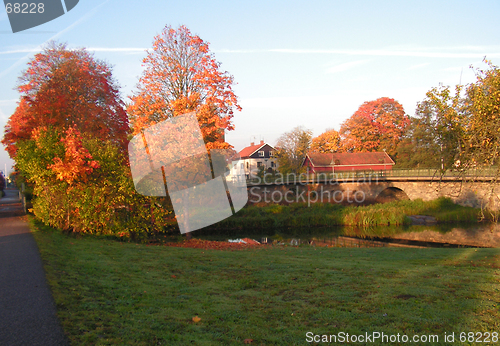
left=0, top=189, right=69, bottom=345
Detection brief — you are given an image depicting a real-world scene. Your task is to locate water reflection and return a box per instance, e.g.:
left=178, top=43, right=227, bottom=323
left=385, top=223, right=500, bottom=248
left=199, top=222, right=500, bottom=248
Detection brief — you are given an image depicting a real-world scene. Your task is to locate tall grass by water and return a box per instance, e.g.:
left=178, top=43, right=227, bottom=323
left=210, top=197, right=487, bottom=231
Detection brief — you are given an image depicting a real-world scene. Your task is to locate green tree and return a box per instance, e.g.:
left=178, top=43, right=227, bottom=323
left=466, top=59, right=500, bottom=168
left=275, top=126, right=312, bottom=174
left=395, top=113, right=441, bottom=168
left=397, top=84, right=467, bottom=170
left=464, top=59, right=500, bottom=213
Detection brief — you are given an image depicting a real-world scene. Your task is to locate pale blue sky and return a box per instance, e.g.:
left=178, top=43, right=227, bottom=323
left=1, top=0, right=500, bottom=175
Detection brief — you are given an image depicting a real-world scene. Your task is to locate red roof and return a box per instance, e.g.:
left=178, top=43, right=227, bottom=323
left=306, top=152, right=394, bottom=167
left=239, top=142, right=275, bottom=159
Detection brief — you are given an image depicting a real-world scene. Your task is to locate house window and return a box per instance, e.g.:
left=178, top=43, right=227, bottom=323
left=257, top=162, right=262, bottom=167
left=258, top=151, right=265, bottom=157
left=271, top=162, right=275, bottom=168
left=240, top=163, right=244, bottom=169
left=269, top=151, right=274, bottom=157
left=246, top=162, right=249, bottom=169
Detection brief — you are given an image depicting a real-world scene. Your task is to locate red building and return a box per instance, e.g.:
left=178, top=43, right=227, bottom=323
left=303, top=152, right=395, bottom=173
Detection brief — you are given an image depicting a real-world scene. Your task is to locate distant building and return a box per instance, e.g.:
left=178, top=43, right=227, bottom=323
left=303, top=152, right=395, bottom=173
left=237, top=140, right=278, bottom=179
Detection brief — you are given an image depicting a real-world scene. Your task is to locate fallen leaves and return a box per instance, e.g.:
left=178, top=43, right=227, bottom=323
left=164, top=238, right=263, bottom=251
left=192, top=316, right=201, bottom=323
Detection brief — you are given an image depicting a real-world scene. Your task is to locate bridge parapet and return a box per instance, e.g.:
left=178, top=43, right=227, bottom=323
left=246, top=167, right=499, bottom=186
left=245, top=168, right=500, bottom=210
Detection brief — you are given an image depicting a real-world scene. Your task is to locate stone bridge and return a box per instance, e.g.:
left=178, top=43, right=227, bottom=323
left=246, top=175, right=500, bottom=210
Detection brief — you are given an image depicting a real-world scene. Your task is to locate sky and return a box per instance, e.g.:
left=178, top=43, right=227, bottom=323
left=1, top=0, right=500, bottom=176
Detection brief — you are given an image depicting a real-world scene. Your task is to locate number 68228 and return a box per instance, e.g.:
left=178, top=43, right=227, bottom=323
left=5, top=3, right=45, bottom=14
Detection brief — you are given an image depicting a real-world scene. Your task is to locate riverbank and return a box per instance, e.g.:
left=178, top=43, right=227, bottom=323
left=208, top=197, right=489, bottom=231
left=32, top=220, right=500, bottom=345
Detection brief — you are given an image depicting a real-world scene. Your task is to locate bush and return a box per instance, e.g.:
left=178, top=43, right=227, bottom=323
left=15, top=127, right=175, bottom=238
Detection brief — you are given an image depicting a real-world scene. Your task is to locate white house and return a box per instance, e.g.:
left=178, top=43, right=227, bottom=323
left=236, top=140, right=278, bottom=179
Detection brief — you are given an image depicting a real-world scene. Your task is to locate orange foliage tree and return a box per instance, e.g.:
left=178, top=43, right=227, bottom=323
left=2, top=41, right=128, bottom=157
left=127, top=25, right=241, bottom=150
left=339, top=97, right=409, bottom=156
left=310, top=129, right=341, bottom=153
left=3, top=42, right=173, bottom=236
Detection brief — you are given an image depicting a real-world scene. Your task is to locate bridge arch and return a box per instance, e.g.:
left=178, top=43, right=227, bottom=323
left=375, top=187, right=410, bottom=203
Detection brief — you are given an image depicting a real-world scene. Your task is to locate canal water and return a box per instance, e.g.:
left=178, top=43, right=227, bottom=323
left=198, top=222, right=500, bottom=248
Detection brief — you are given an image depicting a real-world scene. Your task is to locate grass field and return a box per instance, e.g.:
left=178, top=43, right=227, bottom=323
left=31, top=219, right=500, bottom=345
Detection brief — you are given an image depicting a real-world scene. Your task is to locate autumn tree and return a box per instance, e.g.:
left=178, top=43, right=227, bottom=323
left=2, top=41, right=128, bottom=157
left=127, top=25, right=241, bottom=150
left=2, top=42, right=172, bottom=236
left=466, top=59, right=500, bottom=168
left=127, top=25, right=241, bottom=237
left=310, top=129, right=341, bottom=153
left=275, top=126, right=313, bottom=174
left=464, top=59, right=500, bottom=213
left=339, top=97, right=409, bottom=156
left=396, top=85, right=467, bottom=169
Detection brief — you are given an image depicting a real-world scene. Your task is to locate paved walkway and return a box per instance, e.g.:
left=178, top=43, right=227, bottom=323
left=0, top=189, right=69, bottom=345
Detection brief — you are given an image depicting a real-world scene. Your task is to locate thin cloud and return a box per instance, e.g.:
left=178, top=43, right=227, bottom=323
left=326, top=60, right=370, bottom=74
left=0, top=99, right=18, bottom=105
left=214, top=49, right=264, bottom=53
left=4, top=45, right=496, bottom=58
left=271, top=48, right=500, bottom=58
left=216, top=46, right=500, bottom=58
left=0, top=48, right=40, bottom=55
left=0, top=47, right=148, bottom=56
left=407, top=63, right=431, bottom=70
left=87, top=47, right=148, bottom=53
left=442, top=66, right=465, bottom=72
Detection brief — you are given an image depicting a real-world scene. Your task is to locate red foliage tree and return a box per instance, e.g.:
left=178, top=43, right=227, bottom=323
left=340, top=97, right=409, bottom=156
left=46, top=126, right=100, bottom=184
left=2, top=41, right=128, bottom=157
left=127, top=25, right=241, bottom=149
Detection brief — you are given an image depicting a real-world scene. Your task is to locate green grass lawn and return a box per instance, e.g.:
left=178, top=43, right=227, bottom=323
left=32, top=220, right=500, bottom=345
